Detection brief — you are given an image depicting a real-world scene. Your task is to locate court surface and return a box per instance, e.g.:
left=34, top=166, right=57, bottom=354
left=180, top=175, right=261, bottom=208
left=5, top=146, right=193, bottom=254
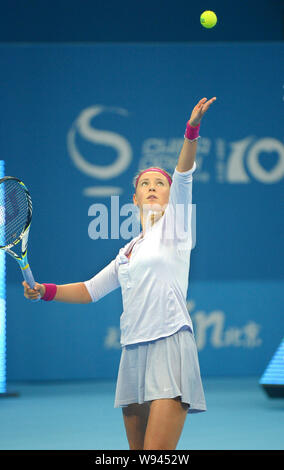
left=0, top=377, right=283, bottom=450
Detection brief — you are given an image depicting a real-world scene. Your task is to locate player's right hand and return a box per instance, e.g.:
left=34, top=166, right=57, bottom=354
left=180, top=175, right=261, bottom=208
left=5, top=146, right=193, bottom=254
left=22, top=281, right=46, bottom=300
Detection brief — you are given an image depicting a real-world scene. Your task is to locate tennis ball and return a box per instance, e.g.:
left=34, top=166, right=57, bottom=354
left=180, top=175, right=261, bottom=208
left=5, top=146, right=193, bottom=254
left=200, top=10, right=217, bottom=29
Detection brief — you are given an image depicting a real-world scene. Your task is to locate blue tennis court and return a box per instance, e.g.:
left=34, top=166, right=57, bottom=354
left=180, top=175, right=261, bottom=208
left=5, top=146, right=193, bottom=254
left=1, top=377, right=283, bottom=450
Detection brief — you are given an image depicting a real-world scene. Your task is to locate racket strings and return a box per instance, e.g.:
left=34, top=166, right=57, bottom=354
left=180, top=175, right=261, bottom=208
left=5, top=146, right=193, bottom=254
left=0, top=180, right=31, bottom=247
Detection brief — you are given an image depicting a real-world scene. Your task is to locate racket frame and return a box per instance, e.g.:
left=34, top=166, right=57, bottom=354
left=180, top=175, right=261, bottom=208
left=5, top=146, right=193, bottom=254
left=0, top=176, right=36, bottom=289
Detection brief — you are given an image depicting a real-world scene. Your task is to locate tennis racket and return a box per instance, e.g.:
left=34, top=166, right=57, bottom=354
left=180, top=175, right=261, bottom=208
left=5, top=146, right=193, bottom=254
left=0, top=176, right=37, bottom=291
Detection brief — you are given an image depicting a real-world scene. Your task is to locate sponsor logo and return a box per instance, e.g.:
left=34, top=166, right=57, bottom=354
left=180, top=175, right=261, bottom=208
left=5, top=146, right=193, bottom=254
left=217, top=137, right=284, bottom=184
left=104, top=301, right=262, bottom=352
left=104, top=302, right=262, bottom=351
left=67, top=105, right=132, bottom=196
left=139, top=136, right=284, bottom=184
left=67, top=105, right=283, bottom=189
left=187, top=300, right=262, bottom=350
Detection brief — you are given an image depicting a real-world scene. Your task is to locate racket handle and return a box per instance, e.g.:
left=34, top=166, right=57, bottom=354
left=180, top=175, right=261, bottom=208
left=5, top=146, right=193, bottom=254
left=22, top=265, right=35, bottom=288
left=21, top=265, right=40, bottom=302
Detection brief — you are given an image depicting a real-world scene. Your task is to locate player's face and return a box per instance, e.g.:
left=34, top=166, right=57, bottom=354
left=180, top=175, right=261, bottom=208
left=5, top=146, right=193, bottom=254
left=133, top=171, right=170, bottom=213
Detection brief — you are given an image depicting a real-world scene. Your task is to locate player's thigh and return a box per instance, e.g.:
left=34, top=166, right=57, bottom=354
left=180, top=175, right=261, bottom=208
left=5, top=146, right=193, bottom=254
left=143, top=397, right=188, bottom=450
left=122, top=402, right=150, bottom=450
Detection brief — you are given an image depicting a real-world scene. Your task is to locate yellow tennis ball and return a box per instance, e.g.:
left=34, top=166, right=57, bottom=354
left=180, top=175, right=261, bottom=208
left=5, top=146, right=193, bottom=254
left=200, top=10, right=217, bottom=29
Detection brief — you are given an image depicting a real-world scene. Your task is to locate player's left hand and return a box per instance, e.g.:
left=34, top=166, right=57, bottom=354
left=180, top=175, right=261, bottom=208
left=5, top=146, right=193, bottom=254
left=189, top=97, right=217, bottom=127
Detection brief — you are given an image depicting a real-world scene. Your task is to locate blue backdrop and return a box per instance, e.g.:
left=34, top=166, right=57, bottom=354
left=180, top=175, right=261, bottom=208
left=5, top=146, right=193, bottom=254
left=1, top=42, right=283, bottom=380
left=0, top=1, right=282, bottom=42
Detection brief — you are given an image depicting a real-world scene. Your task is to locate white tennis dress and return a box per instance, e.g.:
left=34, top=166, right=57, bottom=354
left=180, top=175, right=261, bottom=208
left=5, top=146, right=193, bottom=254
left=85, top=162, right=196, bottom=346
left=84, top=162, right=206, bottom=412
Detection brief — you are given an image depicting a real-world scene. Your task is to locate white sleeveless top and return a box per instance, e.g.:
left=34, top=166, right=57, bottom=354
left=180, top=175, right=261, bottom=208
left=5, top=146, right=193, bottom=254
left=84, top=162, right=197, bottom=347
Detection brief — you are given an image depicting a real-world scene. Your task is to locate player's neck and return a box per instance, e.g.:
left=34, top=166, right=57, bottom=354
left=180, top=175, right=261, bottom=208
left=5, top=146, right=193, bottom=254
left=141, top=210, right=164, bottom=235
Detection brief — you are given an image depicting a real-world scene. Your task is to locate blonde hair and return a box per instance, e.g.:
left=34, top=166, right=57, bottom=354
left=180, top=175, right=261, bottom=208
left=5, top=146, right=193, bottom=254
left=132, top=167, right=172, bottom=191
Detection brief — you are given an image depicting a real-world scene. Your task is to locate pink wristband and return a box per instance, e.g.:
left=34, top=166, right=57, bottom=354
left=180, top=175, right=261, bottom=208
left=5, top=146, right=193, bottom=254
left=184, top=122, right=200, bottom=141
left=41, top=283, right=57, bottom=301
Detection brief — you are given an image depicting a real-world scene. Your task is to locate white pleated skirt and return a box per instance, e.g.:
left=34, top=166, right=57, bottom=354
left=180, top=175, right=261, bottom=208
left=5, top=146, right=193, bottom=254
left=114, top=326, right=206, bottom=414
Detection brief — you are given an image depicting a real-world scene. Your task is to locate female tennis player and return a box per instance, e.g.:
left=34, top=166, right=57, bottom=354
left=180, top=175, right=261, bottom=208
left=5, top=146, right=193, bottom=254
left=23, top=96, right=216, bottom=450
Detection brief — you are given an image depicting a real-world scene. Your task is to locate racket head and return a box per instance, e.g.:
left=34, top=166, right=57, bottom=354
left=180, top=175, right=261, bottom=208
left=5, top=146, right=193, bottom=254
left=0, top=176, right=33, bottom=250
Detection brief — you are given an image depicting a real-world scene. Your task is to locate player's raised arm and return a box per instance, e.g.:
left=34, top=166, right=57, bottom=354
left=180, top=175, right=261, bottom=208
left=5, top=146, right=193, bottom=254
left=176, top=97, right=216, bottom=173
left=22, top=281, right=92, bottom=304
